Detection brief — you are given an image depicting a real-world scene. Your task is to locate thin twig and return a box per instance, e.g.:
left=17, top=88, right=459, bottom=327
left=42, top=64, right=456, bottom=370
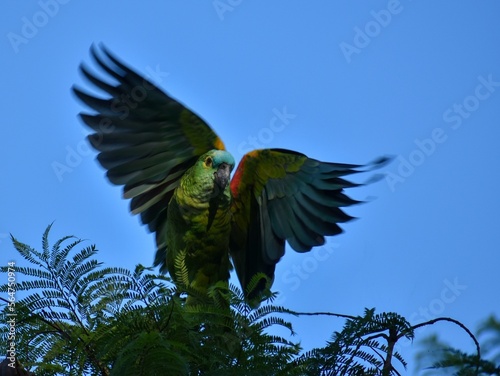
left=291, top=311, right=358, bottom=320
left=405, top=316, right=481, bottom=375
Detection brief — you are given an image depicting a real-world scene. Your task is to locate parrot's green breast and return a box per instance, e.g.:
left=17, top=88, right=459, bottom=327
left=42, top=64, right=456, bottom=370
left=165, top=150, right=234, bottom=291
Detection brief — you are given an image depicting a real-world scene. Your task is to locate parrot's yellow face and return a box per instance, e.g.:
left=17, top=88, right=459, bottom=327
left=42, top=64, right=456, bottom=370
left=181, top=150, right=235, bottom=203
left=200, top=150, right=235, bottom=188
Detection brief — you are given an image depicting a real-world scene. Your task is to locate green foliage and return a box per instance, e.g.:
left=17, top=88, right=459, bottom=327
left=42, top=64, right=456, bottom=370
left=0, top=225, right=485, bottom=375
left=416, top=316, right=500, bottom=375
left=0, top=225, right=300, bottom=375
left=295, top=308, right=412, bottom=375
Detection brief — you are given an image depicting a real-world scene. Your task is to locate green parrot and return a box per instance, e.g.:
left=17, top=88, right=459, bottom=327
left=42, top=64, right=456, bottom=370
left=73, top=45, right=387, bottom=301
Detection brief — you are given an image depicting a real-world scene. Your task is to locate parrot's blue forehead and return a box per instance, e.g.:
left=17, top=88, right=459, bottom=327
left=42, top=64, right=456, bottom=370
left=210, top=150, right=235, bottom=168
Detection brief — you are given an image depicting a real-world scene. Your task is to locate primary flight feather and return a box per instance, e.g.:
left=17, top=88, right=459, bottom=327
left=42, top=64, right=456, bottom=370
left=73, top=45, right=386, bottom=301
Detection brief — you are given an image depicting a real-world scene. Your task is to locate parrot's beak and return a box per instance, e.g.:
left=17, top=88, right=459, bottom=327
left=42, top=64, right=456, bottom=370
left=214, top=162, right=231, bottom=192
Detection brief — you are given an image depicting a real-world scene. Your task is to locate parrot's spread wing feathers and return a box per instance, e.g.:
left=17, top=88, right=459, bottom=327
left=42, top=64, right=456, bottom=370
left=72, top=44, right=225, bottom=272
left=230, top=149, right=388, bottom=298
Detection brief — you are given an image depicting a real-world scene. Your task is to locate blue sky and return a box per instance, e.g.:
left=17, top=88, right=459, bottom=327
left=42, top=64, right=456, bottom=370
left=1, top=1, right=500, bottom=373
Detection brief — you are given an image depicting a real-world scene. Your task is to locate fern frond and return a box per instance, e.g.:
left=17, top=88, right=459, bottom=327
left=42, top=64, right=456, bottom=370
left=51, top=237, right=82, bottom=270
left=255, top=316, right=295, bottom=335
left=248, top=304, right=297, bottom=323
left=11, top=235, right=45, bottom=268
left=41, top=222, right=53, bottom=259
left=0, top=278, right=56, bottom=293
left=173, top=250, right=190, bottom=288
left=2, top=265, right=53, bottom=280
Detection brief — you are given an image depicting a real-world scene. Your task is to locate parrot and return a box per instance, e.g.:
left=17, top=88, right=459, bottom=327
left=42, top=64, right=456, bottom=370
left=73, top=45, right=387, bottom=302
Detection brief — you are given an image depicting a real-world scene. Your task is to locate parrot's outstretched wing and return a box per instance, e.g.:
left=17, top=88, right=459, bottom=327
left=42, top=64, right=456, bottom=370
left=72, top=45, right=225, bottom=271
left=230, top=148, right=388, bottom=298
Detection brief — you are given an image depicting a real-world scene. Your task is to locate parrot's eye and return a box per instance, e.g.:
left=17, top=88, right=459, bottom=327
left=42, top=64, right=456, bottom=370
left=205, top=156, right=213, bottom=167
